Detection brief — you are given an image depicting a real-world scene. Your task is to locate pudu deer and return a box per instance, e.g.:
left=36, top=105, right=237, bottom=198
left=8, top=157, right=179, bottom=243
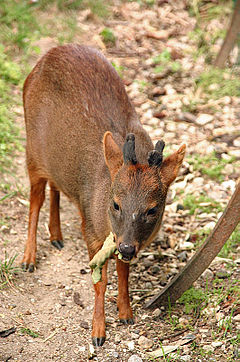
left=22, top=44, right=186, bottom=346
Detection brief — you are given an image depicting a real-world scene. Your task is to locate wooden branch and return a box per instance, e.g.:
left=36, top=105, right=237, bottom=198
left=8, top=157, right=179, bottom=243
left=145, top=178, right=240, bottom=309
left=214, top=0, right=240, bottom=68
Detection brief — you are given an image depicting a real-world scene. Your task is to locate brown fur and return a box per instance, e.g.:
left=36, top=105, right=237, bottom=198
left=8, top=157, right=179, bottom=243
left=22, top=44, right=186, bottom=346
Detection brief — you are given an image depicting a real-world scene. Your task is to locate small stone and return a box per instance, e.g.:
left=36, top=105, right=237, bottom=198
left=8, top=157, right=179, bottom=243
left=73, top=292, right=84, bottom=307
left=203, top=345, right=214, bottom=353
left=176, top=203, right=184, bottom=211
left=193, top=177, right=205, bottom=188
left=147, top=254, right=155, bottom=261
left=195, top=114, right=214, bottom=126
left=216, top=269, right=230, bottom=279
left=80, top=321, right=89, bottom=329
left=177, top=251, right=188, bottom=262
left=179, top=317, right=189, bottom=326
left=180, top=356, right=191, bottom=362
left=146, top=29, right=169, bottom=40
left=138, top=335, right=153, bottom=349
left=229, top=149, right=240, bottom=158
left=131, top=332, right=139, bottom=339
left=204, top=221, right=216, bottom=230
left=221, top=180, right=236, bottom=193
left=112, top=351, right=119, bottom=358
left=216, top=312, right=224, bottom=322
left=143, top=259, right=152, bottom=268
left=132, top=329, right=140, bottom=335
left=145, top=282, right=152, bottom=289
left=115, top=334, right=121, bottom=343
left=201, top=269, right=213, bottom=280
left=233, top=138, right=240, bottom=147
left=127, top=341, right=135, bottom=351
left=152, top=128, right=164, bottom=138
left=179, top=241, right=194, bottom=250
left=150, top=265, right=160, bottom=274
left=152, top=308, right=161, bottom=318
left=151, top=87, right=166, bottom=96
left=212, top=341, right=223, bottom=348
left=235, top=258, right=240, bottom=264
left=232, top=314, right=240, bottom=322
left=128, top=355, right=143, bottom=362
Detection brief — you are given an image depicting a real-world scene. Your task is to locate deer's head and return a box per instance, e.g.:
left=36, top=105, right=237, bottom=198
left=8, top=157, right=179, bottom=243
left=104, top=132, right=186, bottom=261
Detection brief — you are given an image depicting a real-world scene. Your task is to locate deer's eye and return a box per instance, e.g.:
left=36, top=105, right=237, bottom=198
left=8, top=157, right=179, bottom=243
left=147, top=206, right=158, bottom=216
left=113, top=201, right=120, bottom=211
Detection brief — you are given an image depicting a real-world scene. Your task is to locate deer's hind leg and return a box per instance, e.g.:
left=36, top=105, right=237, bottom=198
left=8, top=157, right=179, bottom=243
left=49, top=182, right=64, bottom=250
left=22, top=171, right=47, bottom=272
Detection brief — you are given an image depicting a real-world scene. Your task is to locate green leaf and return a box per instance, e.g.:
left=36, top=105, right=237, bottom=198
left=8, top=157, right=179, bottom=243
left=89, top=232, right=122, bottom=284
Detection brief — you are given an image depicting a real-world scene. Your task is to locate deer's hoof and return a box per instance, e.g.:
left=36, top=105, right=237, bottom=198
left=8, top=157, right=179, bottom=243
left=120, top=318, right=134, bottom=325
left=51, top=240, right=64, bottom=250
left=92, top=337, right=105, bottom=347
left=21, top=262, right=35, bottom=273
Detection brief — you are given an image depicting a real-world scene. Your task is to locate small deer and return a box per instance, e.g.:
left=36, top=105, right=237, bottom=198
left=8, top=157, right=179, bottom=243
left=22, top=44, right=186, bottom=346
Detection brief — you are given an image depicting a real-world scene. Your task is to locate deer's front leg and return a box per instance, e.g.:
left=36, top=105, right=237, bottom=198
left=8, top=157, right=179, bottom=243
left=92, top=261, right=108, bottom=347
left=116, top=258, right=134, bottom=324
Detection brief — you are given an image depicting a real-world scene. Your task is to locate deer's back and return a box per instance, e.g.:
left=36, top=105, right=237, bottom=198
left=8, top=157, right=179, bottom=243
left=23, top=45, right=141, bottom=200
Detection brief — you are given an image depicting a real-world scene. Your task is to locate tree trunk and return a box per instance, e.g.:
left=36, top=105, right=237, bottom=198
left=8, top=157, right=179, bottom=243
left=145, top=178, right=240, bottom=309
left=214, top=0, right=240, bottom=68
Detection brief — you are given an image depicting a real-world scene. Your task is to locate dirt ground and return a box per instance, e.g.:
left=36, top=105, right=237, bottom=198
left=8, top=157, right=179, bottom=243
left=0, top=1, right=240, bottom=361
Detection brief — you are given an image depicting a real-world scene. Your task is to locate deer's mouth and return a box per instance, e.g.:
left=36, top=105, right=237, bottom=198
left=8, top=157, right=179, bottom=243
left=118, top=242, right=136, bottom=262
left=121, top=254, right=133, bottom=262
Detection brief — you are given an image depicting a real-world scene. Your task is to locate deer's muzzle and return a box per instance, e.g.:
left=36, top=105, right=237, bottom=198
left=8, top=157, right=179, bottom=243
left=118, top=243, right=136, bottom=261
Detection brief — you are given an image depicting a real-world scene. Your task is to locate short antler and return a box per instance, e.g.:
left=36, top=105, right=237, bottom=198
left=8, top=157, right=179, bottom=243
left=148, top=140, right=165, bottom=167
left=123, top=133, right=137, bottom=165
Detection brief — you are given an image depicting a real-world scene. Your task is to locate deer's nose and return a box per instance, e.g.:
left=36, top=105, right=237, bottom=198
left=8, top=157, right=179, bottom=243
left=118, top=243, right=136, bottom=261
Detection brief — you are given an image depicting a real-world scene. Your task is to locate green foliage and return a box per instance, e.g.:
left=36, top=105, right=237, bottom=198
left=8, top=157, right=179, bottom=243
left=178, top=287, right=208, bottom=314
left=188, top=0, right=232, bottom=21
left=85, top=0, right=109, bottom=17
left=0, top=46, right=22, bottom=171
left=100, top=28, right=116, bottom=46
left=0, top=46, right=22, bottom=85
left=0, top=253, right=20, bottom=288
left=152, top=49, right=181, bottom=73
left=195, top=67, right=240, bottom=99
left=55, top=0, right=84, bottom=11
left=111, top=62, right=125, bottom=78
left=57, top=16, right=79, bottom=44
left=187, top=153, right=235, bottom=181
left=0, top=0, right=41, bottom=51
left=133, top=79, right=150, bottom=92
left=36, top=0, right=109, bottom=17
left=187, top=0, right=232, bottom=64
left=218, top=226, right=240, bottom=258
left=212, top=278, right=239, bottom=305
left=183, top=193, right=223, bottom=216
left=189, top=27, right=226, bottom=63
left=19, top=327, right=40, bottom=338
left=127, top=0, right=156, bottom=5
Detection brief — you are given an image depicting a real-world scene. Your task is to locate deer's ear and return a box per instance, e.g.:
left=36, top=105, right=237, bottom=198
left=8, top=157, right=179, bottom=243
left=103, top=132, right=123, bottom=179
left=159, top=144, right=186, bottom=188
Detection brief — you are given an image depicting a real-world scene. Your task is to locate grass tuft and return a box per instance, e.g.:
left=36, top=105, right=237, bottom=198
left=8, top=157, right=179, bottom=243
left=19, top=327, right=40, bottom=338
left=152, top=49, right=182, bottom=74
left=178, top=287, right=208, bottom=314
left=183, top=193, right=223, bottom=216
left=100, top=27, right=116, bottom=46
left=195, top=67, right=240, bottom=99
left=187, top=153, right=236, bottom=181
left=0, top=252, right=20, bottom=288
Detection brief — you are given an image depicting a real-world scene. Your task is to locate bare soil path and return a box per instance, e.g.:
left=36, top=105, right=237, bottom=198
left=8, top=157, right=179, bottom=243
left=1, top=1, right=239, bottom=361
